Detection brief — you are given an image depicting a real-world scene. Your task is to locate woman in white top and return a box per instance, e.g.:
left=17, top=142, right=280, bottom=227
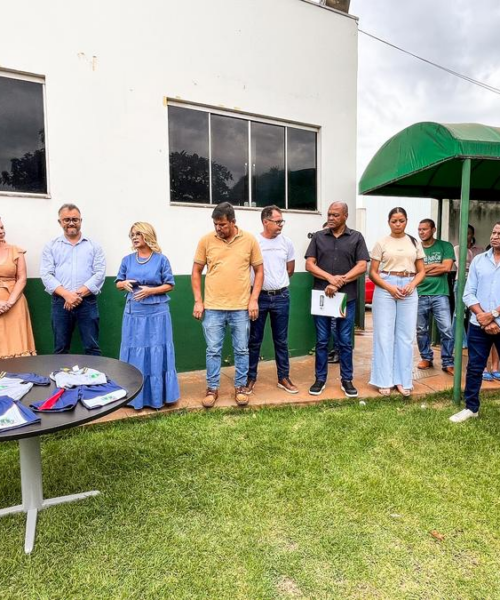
left=369, top=207, right=426, bottom=396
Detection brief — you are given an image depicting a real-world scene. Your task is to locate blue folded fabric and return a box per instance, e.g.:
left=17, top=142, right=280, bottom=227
left=0, top=372, right=51, bottom=385
left=79, top=381, right=127, bottom=409
left=0, top=396, right=41, bottom=431
left=30, top=388, right=80, bottom=412
left=30, top=381, right=127, bottom=412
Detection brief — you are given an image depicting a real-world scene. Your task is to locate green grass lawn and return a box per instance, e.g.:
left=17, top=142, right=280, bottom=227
left=2, top=393, right=500, bottom=599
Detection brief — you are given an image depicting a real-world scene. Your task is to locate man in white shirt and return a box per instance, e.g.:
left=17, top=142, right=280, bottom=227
left=247, top=205, right=298, bottom=394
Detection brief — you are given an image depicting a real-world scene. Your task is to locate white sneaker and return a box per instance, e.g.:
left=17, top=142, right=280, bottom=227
left=449, top=409, right=478, bottom=423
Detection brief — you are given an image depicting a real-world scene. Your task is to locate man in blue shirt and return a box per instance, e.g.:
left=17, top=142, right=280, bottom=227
left=450, top=222, right=500, bottom=422
left=40, top=204, right=106, bottom=355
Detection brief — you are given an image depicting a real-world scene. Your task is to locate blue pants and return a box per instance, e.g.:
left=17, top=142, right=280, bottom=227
left=370, top=275, right=418, bottom=389
left=51, top=295, right=101, bottom=356
left=248, top=290, right=290, bottom=381
left=202, top=309, right=250, bottom=389
left=464, top=324, right=500, bottom=413
left=330, top=319, right=338, bottom=352
left=417, top=295, right=454, bottom=367
left=314, top=299, right=356, bottom=382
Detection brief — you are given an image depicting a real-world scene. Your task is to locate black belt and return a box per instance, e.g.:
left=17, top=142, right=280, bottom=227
left=260, top=287, right=288, bottom=296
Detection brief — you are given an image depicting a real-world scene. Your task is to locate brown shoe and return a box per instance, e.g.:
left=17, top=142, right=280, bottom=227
left=202, top=388, right=218, bottom=408
left=235, top=386, right=250, bottom=406
left=417, top=360, right=433, bottom=370
left=442, top=366, right=455, bottom=375
left=277, top=377, right=299, bottom=394
left=246, top=379, right=256, bottom=393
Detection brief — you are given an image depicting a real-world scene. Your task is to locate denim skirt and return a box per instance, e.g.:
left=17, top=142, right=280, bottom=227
left=119, top=300, right=180, bottom=409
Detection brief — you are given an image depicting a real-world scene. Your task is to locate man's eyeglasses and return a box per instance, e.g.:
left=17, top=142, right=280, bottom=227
left=60, top=217, right=81, bottom=224
left=266, top=219, right=286, bottom=226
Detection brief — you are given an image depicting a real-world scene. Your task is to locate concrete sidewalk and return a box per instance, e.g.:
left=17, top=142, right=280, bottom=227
left=94, top=314, right=500, bottom=425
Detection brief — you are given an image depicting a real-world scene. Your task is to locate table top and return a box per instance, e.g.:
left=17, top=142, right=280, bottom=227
left=0, top=355, right=143, bottom=442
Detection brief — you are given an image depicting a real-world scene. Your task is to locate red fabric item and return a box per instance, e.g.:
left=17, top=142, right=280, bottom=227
left=38, top=388, right=65, bottom=411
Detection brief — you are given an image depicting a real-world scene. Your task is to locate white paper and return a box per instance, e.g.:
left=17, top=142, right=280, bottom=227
left=311, top=290, right=347, bottom=318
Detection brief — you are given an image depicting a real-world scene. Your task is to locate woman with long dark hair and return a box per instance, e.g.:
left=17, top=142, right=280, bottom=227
left=369, top=208, right=426, bottom=396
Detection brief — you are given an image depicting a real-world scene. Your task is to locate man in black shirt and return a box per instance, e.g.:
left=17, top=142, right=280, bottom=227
left=305, top=202, right=370, bottom=397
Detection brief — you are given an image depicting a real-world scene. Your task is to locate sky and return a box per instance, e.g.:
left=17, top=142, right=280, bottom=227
left=349, top=0, right=500, bottom=245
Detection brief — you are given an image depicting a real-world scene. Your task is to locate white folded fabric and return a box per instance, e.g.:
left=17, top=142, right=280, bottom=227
left=0, top=380, right=34, bottom=401
left=50, top=367, right=108, bottom=388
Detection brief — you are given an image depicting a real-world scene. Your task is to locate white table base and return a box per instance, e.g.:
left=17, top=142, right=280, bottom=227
left=0, top=436, right=99, bottom=554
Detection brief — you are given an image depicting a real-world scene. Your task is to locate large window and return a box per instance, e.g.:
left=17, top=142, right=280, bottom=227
left=0, top=72, right=47, bottom=195
left=168, top=104, right=317, bottom=210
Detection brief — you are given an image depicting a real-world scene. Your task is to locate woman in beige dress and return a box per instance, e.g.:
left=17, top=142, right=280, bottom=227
left=0, top=217, right=36, bottom=358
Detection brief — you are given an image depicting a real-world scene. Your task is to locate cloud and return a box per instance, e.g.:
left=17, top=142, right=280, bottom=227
left=351, top=0, right=500, bottom=245
left=353, top=0, right=500, bottom=170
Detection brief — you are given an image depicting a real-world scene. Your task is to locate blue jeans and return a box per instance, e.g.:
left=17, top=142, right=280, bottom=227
left=202, top=309, right=250, bottom=389
left=464, top=324, right=500, bottom=413
left=248, top=290, right=290, bottom=381
left=314, top=299, right=356, bottom=382
left=330, top=319, right=338, bottom=352
left=370, top=274, right=418, bottom=389
left=417, top=295, right=454, bottom=367
left=51, top=295, right=101, bottom=355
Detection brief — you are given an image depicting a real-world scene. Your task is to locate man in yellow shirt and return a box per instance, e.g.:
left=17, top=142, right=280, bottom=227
left=192, top=202, right=264, bottom=408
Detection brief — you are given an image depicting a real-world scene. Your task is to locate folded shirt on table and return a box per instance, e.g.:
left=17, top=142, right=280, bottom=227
left=50, top=367, right=108, bottom=388
left=0, top=396, right=41, bottom=431
left=31, top=381, right=127, bottom=412
left=0, top=371, right=51, bottom=386
left=0, top=380, right=34, bottom=401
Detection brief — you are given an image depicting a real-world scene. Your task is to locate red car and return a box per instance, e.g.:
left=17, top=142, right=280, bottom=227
left=365, top=276, right=375, bottom=305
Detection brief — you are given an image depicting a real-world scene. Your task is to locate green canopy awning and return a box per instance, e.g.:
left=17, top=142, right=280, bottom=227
left=359, top=121, right=500, bottom=405
left=359, top=122, right=500, bottom=200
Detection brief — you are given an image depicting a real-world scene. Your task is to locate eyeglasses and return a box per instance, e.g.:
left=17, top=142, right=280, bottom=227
left=60, top=217, right=81, bottom=224
left=266, top=219, right=285, bottom=226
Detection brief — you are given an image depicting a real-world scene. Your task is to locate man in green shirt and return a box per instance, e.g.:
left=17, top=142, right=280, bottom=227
left=416, top=219, right=455, bottom=374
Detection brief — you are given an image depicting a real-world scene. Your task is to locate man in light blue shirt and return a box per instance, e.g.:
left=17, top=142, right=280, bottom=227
left=40, top=204, right=106, bottom=355
left=450, top=222, right=500, bottom=422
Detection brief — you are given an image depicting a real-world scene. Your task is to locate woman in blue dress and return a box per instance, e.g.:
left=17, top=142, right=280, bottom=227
left=116, top=222, right=180, bottom=409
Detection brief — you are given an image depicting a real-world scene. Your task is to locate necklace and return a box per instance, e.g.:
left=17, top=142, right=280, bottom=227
left=136, top=251, right=153, bottom=265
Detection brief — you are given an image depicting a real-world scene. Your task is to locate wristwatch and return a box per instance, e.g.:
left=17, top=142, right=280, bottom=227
left=492, top=309, right=499, bottom=319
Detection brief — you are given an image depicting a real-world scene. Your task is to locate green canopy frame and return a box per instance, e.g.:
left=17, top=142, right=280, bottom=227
left=359, top=121, right=500, bottom=404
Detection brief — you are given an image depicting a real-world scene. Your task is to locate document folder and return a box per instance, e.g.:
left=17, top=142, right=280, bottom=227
left=311, top=290, right=347, bottom=318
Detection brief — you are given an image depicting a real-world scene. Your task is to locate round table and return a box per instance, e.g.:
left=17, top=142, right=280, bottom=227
left=0, top=355, right=143, bottom=554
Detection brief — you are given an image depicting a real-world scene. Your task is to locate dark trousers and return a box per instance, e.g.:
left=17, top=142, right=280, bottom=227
left=51, top=295, right=101, bottom=355
left=465, top=323, right=500, bottom=413
left=248, top=290, right=290, bottom=381
left=314, top=299, right=356, bottom=382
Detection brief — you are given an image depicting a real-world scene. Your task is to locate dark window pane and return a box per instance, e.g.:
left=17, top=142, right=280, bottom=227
left=0, top=76, right=46, bottom=194
left=211, top=115, right=248, bottom=206
left=251, top=122, right=285, bottom=208
left=168, top=106, right=209, bottom=203
left=287, top=128, right=317, bottom=210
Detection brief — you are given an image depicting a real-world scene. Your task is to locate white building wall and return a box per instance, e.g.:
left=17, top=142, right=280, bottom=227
left=0, top=0, right=358, bottom=276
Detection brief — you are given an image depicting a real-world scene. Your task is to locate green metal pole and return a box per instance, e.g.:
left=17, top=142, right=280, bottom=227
left=453, top=159, right=471, bottom=404
left=436, top=198, right=443, bottom=238
left=356, top=276, right=366, bottom=330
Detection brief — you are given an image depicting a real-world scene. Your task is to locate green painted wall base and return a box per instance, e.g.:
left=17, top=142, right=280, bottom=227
left=24, top=273, right=317, bottom=373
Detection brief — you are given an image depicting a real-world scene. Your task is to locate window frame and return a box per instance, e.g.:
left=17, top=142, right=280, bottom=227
left=166, top=99, right=320, bottom=213
left=0, top=69, right=50, bottom=199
